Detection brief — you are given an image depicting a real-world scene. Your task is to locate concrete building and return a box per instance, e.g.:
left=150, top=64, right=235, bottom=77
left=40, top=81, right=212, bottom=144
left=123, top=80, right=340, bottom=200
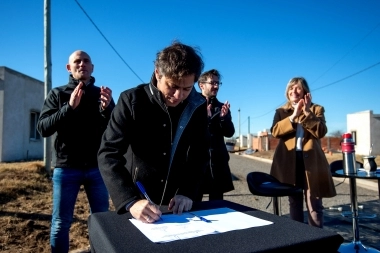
left=0, top=67, right=44, bottom=162
left=347, top=110, right=380, bottom=156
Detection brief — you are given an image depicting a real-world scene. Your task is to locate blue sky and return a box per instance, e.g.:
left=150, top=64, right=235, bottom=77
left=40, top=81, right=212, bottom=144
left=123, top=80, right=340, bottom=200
left=1, top=0, right=379, bottom=136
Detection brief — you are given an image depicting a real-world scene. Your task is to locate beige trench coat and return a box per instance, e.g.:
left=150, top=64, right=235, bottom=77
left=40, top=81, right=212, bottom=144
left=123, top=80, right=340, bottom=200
left=270, top=103, right=337, bottom=198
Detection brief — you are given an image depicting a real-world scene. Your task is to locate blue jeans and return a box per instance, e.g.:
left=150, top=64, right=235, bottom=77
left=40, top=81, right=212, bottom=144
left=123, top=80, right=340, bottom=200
left=50, top=167, right=109, bottom=253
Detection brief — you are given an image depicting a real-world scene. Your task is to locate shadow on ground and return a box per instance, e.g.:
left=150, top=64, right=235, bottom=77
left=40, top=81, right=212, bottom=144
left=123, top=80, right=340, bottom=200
left=281, top=199, right=380, bottom=250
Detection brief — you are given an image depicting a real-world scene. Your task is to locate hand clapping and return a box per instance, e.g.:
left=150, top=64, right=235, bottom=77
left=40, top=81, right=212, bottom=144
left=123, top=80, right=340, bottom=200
left=69, top=82, right=85, bottom=109
left=221, top=101, right=230, bottom=117
left=100, top=86, right=112, bottom=110
left=291, top=93, right=312, bottom=119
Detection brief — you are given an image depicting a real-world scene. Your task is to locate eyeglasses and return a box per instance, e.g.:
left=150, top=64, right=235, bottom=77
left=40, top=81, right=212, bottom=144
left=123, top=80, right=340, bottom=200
left=202, top=81, right=222, bottom=87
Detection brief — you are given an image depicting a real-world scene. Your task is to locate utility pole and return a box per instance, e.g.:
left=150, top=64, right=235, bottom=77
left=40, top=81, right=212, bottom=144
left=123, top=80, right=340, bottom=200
left=247, top=116, right=251, bottom=149
left=238, top=108, right=240, bottom=151
left=44, top=0, right=52, bottom=174
left=248, top=116, right=250, bottom=135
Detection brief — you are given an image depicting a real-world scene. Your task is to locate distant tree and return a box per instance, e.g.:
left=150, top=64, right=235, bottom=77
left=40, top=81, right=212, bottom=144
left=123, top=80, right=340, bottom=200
left=329, top=130, right=344, bottom=137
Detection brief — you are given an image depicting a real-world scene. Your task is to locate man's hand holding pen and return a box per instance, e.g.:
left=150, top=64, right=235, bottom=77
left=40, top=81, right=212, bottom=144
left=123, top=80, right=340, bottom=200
left=133, top=181, right=193, bottom=222
left=132, top=181, right=163, bottom=223
left=129, top=200, right=162, bottom=224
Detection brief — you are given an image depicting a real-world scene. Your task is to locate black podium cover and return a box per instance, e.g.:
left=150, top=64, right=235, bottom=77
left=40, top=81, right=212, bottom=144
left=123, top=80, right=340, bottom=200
left=88, top=200, right=343, bottom=253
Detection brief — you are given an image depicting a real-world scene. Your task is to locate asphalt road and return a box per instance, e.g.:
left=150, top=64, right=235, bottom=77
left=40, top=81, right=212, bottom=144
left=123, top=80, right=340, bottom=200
left=204, top=153, right=380, bottom=250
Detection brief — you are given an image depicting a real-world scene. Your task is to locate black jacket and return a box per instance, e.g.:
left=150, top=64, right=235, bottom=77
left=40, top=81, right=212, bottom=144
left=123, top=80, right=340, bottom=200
left=37, top=75, right=115, bottom=168
left=97, top=75, right=210, bottom=214
left=202, top=96, right=235, bottom=193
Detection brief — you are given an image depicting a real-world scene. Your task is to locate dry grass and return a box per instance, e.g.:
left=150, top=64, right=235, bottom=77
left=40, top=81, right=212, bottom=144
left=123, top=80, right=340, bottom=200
left=0, top=161, right=114, bottom=253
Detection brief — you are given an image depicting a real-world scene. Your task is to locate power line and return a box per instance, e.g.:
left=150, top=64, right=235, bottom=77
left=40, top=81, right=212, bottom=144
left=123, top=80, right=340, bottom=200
left=312, top=61, right=380, bottom=92
left=250, top=21, right=380, bottom=120
left=250, top=61, right=380, bottom=119
left=74, top=0, right=144, bottom=83
left=311, top=22, right=380, bottom=85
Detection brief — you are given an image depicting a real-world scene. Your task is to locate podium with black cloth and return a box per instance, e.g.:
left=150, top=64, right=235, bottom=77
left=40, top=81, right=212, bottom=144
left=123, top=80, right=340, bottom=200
left=88, top=200, right=343, bottom=253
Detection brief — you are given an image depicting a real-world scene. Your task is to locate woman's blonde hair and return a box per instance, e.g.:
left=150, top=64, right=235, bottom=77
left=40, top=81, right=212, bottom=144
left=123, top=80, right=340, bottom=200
left=282, top=77, right=310, bottom=108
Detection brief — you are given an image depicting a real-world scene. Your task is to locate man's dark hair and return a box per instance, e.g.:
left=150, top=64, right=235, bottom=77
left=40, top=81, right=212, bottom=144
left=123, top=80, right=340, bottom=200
left=198, top=69, right=222, bottom=85
left=155, top=41, right=204, bottom=82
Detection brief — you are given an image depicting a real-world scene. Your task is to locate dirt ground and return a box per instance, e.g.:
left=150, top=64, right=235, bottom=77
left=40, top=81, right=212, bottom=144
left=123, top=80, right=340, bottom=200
left=0, top=162, right=114, bottom=253
left=0, top=151, right=378, bottom=252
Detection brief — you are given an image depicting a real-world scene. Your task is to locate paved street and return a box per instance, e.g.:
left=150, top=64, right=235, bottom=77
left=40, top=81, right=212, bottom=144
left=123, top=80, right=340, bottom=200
left=204, top=153, right=380, bottom=250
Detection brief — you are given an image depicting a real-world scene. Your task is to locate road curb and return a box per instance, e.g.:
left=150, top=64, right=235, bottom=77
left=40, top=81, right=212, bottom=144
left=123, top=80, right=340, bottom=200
left=234, top=152, right=272, bottom=164
left=237, top=153, right=379, bottom=193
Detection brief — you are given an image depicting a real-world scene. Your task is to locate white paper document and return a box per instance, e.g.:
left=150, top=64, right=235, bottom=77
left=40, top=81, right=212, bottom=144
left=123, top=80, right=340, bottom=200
left=129, top=207, right=273, bottom=243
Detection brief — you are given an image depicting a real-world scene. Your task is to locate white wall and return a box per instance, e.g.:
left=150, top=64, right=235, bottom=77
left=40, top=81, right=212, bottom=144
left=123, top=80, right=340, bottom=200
left=239, top=135, right=247, bottom=148
left=0, top=67, right=43, bottom=161
left=370, top=114, right=380, bottom=155
left=347, top=110, right=377, bottom=156
left=247, top=134, right=253, bottom=149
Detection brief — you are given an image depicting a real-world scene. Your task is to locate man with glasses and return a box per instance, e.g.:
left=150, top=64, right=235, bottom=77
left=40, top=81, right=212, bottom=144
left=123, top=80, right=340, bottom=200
left=197, top=69, right=235, bottom=200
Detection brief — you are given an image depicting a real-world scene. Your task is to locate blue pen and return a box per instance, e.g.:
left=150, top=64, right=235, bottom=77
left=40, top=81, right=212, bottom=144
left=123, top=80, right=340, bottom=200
left=189, top=212, right=211, bottom=223
left=136, top=181, right=163, bottom=221
left=136, top=181, right=154, bottom=203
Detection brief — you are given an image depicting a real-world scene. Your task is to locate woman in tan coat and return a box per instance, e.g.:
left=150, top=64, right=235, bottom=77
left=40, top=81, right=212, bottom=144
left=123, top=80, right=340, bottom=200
left=270, top=77, right=336, bottom=228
